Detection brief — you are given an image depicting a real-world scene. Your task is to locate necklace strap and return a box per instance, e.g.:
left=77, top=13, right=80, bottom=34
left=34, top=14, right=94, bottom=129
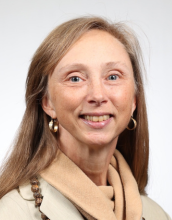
left=30, top=176, right=50, bottom=220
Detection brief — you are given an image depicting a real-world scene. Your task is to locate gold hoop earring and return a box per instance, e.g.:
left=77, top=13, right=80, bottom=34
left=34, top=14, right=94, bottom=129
left=127, top=117, right=137, bottom=130
left=49, top=118, right=58, bottom=132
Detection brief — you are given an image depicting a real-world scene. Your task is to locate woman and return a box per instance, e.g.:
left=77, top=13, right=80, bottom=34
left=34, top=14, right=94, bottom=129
left=0, top=16, right=171, bottom=220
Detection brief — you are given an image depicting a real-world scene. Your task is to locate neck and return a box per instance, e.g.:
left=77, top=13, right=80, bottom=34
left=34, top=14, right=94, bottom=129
left=58, top=134, right=118, bottom=186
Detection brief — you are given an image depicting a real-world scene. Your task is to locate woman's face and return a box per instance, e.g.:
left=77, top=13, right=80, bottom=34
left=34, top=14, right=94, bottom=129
left=43, top=30, right=136, bottom=147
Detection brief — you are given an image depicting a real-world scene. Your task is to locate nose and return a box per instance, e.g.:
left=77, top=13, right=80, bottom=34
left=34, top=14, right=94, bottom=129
left=87, top=78, right=108, bottom=106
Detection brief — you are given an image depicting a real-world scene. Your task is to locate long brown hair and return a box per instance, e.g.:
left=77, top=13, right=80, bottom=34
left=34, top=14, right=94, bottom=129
left=0, top=16, right=149, bottom=198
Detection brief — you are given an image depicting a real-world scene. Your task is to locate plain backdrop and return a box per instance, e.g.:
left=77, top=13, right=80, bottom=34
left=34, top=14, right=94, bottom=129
left=0, top=0, right=172, bottom=216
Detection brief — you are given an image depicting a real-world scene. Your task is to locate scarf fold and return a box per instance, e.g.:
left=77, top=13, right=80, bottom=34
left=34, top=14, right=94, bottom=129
left=40, top=149, right=142, bottom=220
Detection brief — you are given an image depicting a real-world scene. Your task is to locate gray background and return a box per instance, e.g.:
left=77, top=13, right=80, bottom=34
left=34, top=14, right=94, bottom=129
left=0, top=0, right=171, bottom=216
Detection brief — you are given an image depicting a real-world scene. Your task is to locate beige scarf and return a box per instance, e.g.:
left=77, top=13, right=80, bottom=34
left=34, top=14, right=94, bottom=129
left=40, top=149, right=142, bottom=220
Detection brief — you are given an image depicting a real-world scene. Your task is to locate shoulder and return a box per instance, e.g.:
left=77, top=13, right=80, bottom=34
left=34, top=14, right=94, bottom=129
left=0, top=189, right=31, bottom=219
left=0, top=178, right=83, bottom=220
left=141, top=195, right=171, bottom=220
left=0, top=187, right=40, bottom=220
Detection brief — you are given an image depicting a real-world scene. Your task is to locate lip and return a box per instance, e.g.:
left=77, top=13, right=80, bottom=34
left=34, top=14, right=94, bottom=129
left=80, top=116, right=113, bottom=129
left=80, top=112, right=113, bottom=116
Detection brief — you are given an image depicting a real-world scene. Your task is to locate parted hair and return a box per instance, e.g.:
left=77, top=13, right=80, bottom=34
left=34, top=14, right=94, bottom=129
left=0, top=16, right=149, bottom=198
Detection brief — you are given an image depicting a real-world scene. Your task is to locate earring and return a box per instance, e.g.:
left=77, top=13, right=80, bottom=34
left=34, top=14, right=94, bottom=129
left=127, top=117, right=137, bottom=130
left=49, top=118, right=58, bottom=132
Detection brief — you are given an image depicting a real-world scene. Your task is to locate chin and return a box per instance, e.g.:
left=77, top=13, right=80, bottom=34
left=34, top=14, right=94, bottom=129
left=84, top=134, right=116, bottom=148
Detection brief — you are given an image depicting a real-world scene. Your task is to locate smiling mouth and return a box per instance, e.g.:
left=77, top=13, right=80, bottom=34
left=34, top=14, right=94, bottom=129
left=80, top=114, right=113, bottom=122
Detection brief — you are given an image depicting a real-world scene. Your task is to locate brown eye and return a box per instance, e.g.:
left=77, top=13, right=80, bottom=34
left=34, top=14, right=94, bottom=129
left=108, top=75, right=118, bottom=80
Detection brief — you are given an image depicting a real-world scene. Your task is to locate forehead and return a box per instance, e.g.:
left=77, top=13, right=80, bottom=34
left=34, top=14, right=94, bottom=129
left=54, top=29, right=132, bottom=71
left=67, top=29, right=127, bottom=55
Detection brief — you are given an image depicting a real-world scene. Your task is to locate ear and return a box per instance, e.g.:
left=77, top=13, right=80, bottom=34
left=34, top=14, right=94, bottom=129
left=131, top=95, right=137, bottom=115
left=42, top=95, right=57, bottom=119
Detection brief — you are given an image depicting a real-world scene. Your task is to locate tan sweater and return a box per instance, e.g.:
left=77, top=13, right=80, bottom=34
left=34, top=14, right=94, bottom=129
left=0, top=149, right=171, bottom=219
left=0, top=178, right=171, bottom=220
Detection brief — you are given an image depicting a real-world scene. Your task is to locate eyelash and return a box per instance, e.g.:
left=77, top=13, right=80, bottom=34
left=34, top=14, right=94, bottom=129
left=68, top=73, right=120, bottom=82
left=69, top=76, right=83, bottom=82
left=107, top=74, right=119, bottom=81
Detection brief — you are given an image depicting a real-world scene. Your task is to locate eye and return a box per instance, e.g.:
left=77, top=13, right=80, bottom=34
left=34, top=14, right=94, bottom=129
left=108, top=75, right=118, bottom=80
left=70, top=76, right=83, bottom=82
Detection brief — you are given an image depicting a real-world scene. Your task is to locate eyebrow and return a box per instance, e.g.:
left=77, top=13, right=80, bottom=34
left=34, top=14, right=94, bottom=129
left=58, top=61, right=130, bottom=73
left=104, top=61, right=129, bottom=70
left=58, top=63, right=86, bottom=73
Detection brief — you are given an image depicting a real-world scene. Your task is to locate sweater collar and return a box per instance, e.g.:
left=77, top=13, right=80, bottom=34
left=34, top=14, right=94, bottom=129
left=40, top=149, right=116, bottom=220
left=19, top=176, right=84, bottom=220
left=19, top=149, right=144, bottom=220
left=40, top=149, right=142, bottom=220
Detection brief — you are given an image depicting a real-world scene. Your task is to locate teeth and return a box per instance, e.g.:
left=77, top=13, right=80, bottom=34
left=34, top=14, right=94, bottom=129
left=93, top=116, right=99, bottom=122
left=98, top=116, right=103, bottom=122
left=84, top=115, right=110, bottom=122
left=103, top=115, right=109, bottom=121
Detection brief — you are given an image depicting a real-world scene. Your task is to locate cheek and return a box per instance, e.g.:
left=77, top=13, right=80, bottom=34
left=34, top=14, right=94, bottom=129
left=51, top=86, right=83, bottom=117
left=110, top=86, right=135, bottom=112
